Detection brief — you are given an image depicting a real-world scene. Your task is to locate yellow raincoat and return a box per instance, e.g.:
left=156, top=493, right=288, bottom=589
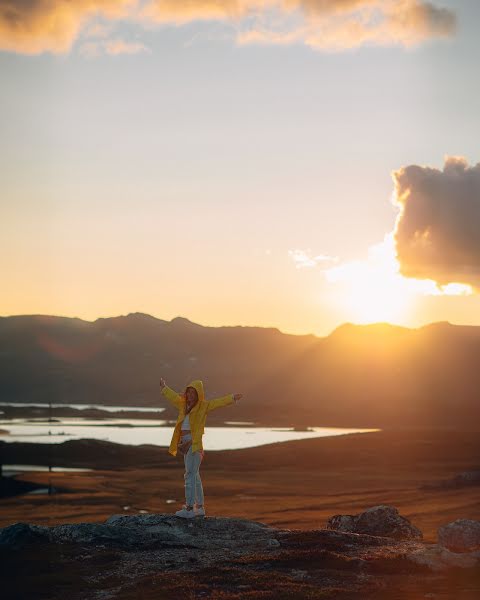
left=161, top=380, right=234, bottom=456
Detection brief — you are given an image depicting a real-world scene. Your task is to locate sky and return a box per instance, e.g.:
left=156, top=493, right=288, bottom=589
left=1, top=0, right=479, bottom=337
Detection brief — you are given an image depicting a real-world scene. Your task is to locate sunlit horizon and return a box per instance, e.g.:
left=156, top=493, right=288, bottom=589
left=2, top=307, right=479, bottom=340
left=1, top=0, right=479, bottom=340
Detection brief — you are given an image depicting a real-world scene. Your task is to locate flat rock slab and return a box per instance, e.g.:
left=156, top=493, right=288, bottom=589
left=0, top=515, right=280, bottom=553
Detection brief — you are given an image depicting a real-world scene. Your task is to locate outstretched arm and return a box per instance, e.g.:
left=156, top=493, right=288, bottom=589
left=207, top=393, right=242, bottom=413
left=159, top=377, right=183, bottom=409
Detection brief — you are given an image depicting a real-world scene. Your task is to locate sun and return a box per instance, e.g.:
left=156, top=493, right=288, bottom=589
left=291, top=233, right=427, bottom=325
left=340, top=272, right=413, bottom=324
left=322, top=233, right=473, bottom=326
left=324, top=234, right=414, bottom=325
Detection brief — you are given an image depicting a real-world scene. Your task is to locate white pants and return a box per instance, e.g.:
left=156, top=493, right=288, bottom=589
left=183, top=443, right=204, bottom=507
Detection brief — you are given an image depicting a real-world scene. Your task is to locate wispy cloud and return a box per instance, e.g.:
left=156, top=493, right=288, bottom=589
left=237, top=0, right=456, bottom=50
left=80, top=38, right=150, bottom=57
left=141, top=0, right=456, bottom=50
left=0, top=0, right=456, bottom=55
left=289, top=248, right=339, bottom=269
left=82, top=21, right=116, bottom=40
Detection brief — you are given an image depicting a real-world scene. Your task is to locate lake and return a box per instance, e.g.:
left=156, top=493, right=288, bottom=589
left=0, top=401, right=165, bottom=413
left=0, top=415, right=378, bottom=449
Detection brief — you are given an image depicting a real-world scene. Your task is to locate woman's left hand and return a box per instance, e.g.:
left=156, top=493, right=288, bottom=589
left=233, top=394, right=242, bottom=403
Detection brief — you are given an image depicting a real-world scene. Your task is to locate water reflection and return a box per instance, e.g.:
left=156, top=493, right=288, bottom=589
left=0, top=418, right=378, bottom=449
left=2, top=464, right=93, bottom=477
left=0, top=402, right=165, bottom=413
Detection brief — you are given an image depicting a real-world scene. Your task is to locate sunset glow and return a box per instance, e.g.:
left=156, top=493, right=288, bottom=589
left=1, top=0, right=479, bottom=336
left=324, top=234, right=473, bottom=325
left=1, top=6, right=479, bottom=596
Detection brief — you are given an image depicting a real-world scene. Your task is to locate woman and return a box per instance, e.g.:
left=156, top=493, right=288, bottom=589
left=159, top=377, right=242, bottom=518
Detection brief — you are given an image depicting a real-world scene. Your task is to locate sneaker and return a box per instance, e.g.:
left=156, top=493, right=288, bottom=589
left=175, top=506, right=195, bottom=519
left=194, top=505, right=206, bottom=517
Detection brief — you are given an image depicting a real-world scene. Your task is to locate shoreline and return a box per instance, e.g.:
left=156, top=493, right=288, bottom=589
left=4, top=403, right=480, bottom=432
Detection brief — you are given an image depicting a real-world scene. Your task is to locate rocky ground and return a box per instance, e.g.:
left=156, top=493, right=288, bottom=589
left=1, top=428, right=479, bottom=598
left=1, top=509, right=480, bottom=600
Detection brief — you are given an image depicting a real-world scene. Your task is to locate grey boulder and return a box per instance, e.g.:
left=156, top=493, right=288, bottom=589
left=327, top=505, right=423, bottom=540
left=438, top=519, right=480, bottom=553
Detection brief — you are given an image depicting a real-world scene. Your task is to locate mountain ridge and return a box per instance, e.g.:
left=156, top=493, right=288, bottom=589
left=0, top=314, right=479, bottom=428
left=3, top=311, right=477, bottom=338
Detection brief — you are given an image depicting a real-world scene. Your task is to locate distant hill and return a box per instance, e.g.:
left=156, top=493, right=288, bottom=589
left=0, top=313, right=479, bottom=428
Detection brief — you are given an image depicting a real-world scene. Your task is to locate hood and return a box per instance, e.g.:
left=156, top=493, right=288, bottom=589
left=185, top=380, right=205, bottom=403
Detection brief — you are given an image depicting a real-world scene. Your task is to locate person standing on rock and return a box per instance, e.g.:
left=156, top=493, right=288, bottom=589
left=159, top=377, right=242, bottom=519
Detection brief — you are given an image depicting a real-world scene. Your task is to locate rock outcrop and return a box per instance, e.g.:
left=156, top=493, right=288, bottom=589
left=438, top=518, right=480, bottom=553
left=326, top=504, right=423, bottom=540
left=1, top=511, right=479, bottom=600
left=0, top=514, right=279, bottom=552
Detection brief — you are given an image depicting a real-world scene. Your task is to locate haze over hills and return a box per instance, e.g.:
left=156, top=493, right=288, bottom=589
left=0, top=313, right=479, bottom=429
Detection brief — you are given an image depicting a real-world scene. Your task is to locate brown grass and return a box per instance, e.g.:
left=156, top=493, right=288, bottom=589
left=1, top=429, right=479, bottom=545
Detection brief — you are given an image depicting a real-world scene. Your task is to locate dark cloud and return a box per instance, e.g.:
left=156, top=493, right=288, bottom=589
left=0, top=0, right=134, bottom=54
left=393, top=157, right=480, bottom=288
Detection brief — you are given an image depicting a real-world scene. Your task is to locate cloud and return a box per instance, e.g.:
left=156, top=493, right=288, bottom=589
left=141, top=0, right=455, bottom=50
left=0, top=0, right=455, bottom=55
left=238, top=0, right=456, bottom=50
left=139, top=0, right=268, bottom=24
left=0, top=0, right=135, bottom=54
left=82, top=21, right=116, bottom=39
left=322, top=232, right=472, bottom=324
left=80, top=38, right=149, bottom=57
left=392, top=156, right=480, bottom=289
left=289, top=248, right=339, bottom=268
left=103, top=38, right=149, bottom=54
left=325, top=233, right=472, bottom=295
